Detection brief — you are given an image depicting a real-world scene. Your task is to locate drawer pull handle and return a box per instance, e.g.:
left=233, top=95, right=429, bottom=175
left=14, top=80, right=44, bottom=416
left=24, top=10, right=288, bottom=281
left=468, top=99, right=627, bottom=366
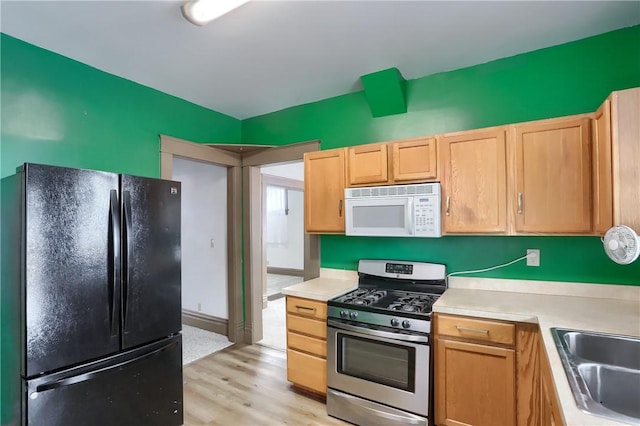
left=456, top=325, right=489, bottom=335
left=295, top=305, right=317, bottom=314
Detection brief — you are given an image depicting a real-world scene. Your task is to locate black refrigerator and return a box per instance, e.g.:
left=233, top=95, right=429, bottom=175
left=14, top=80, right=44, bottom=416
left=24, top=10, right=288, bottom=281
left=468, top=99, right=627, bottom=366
left=1, top=163, right=183, bottom=426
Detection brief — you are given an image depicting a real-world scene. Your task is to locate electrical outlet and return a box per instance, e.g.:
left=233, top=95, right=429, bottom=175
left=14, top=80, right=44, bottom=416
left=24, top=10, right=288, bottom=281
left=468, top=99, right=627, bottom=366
left=527, top=249, right=540, bottom=267
left=197, top=303, right=202, bottom=312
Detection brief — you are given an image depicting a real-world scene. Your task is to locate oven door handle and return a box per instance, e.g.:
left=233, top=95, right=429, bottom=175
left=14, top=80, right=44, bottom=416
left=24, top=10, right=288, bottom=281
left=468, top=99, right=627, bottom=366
left=328, top=319, right=430, bottom=344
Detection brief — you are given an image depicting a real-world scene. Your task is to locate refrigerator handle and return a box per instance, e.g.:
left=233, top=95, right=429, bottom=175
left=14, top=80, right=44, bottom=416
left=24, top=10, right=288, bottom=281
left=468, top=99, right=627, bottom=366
left=109, top=190, right=121, bottom=337
left=32, top=339, right=179, bottom=394
left=122, top=191, right=133, bottom=331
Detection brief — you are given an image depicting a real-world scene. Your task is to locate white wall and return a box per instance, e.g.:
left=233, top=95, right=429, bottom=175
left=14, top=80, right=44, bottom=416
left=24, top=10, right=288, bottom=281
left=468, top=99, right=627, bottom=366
left=173, top=157, right=228, bottom=318
left=260, top=162, right=304, bottom=181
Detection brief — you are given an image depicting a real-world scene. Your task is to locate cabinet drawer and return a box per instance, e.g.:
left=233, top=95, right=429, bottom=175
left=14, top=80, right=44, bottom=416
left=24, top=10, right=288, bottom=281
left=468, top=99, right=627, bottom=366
left=287, top=314, right=327, bottom=339
left=287, top=349, right=326, bottom=395
left=287, top=332, right=326, bottom=357
left=436, top=314, right=515, bottom=346
left=286, top=296, right=327, bottom=321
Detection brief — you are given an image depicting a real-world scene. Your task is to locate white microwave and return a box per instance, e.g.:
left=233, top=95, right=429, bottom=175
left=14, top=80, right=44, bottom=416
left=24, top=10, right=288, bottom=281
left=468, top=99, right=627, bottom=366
left=345, top=183, right=442, bottom=238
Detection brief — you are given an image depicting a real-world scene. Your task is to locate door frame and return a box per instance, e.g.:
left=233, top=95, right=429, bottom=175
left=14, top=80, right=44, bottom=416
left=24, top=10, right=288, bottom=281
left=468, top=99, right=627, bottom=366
left=160, top=135, right=243, bottom=343
left=242, top=141, right=320, bottom=344
left=160, top=135, right=320, bottom=344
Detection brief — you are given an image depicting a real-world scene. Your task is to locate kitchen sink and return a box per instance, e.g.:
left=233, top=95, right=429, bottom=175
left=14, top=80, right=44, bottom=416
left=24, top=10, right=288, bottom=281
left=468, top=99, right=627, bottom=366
left=578, top=364, right=640, bottom=420
left=551, top=328, right=640, bottom=425
left=562, top=330, right=640, bottom=370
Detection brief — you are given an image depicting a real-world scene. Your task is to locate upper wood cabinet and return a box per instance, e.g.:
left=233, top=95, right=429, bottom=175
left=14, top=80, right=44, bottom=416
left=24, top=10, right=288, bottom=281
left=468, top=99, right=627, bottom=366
left=304, top=148, right=346, bottom=233
left=390, top=137, right=437, bottom=183
left=347, top=137, right=437, bottom=187
left=440, top=116, right=593, bottom=235
left=592, top=87, right=640, bottom=235
left=347, top=143, right=388, bottom=186
left=512, top=116, right=592, bottom=234
left=592, top=99, right=613, bottom=234
left=439, top=128, right=508, bottom=234
left=301, top=88, right=638, bottom=237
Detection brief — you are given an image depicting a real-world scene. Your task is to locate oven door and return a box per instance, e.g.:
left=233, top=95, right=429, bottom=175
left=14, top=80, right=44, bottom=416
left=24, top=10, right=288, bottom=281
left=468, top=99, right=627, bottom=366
left=327, top=319, right=430, bottom=418
left=345, top=196, right=414, bottom=237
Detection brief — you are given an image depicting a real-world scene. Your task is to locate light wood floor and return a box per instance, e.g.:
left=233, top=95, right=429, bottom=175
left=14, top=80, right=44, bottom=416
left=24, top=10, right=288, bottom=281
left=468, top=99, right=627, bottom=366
left=183, top=344, right=350, bottom=425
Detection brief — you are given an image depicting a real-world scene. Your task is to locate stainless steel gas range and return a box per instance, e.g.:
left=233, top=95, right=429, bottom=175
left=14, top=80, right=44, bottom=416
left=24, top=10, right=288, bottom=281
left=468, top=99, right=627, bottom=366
left=326, top=259, right=446, bottom=426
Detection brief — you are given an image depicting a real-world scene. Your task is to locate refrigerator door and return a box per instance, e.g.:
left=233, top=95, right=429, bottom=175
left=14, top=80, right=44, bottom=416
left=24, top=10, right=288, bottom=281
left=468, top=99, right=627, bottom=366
left=121, top=175, right=181, bottom=349
left=23, top=164, right=121, bottom=377
left=26, top=335, right=183, bottom=426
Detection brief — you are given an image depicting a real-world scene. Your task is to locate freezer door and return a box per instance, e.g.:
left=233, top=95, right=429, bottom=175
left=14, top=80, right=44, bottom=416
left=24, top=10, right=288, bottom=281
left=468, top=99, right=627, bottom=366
left=23, top=164, right=121, bottom=377
left=121, top=175, right=181, bottom=349
left=26, top=335, right=183, bottom=426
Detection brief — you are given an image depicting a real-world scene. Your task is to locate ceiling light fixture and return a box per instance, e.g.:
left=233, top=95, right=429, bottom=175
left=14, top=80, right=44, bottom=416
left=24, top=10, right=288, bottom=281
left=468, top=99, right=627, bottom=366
left=181, top=0, right=250, bottom=26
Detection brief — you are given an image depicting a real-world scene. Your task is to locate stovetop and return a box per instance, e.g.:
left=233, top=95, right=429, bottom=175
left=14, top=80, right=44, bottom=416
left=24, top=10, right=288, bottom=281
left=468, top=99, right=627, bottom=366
left=332, top=288, right=440, bottom=314
left=327, top=259, right=446, bottom=334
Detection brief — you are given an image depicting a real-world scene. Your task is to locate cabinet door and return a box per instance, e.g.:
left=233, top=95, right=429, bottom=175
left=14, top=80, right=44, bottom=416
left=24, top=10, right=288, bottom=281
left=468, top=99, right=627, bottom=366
left=347, top=143, right=388, bottom=186
left=513, top=117, right=592, bottom=233
left=435, top=338, right=515, bottom=426
left=391, top=137, right=437, bottom=183
left=539, top=338, right=564, bottom=426
left=439, top=128, right=507, bottom=234
left=609, top=88, right=640, bottom=233
left=592, top=99, right=613, bottom=234
left=304, top=149, right=346, bottom=233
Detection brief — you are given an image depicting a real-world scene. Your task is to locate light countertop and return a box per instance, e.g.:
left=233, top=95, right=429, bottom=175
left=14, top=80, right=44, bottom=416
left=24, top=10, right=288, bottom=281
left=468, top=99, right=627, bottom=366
left=281, top=268, right=358, bottom=301
left=434, top=277, right=640, bottom=426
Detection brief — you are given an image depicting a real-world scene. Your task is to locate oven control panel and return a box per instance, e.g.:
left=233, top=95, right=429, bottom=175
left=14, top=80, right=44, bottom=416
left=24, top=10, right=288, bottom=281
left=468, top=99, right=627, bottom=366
left=358, top=259, right=446, bottom=281
left=385, top=262, right=413, bottom=275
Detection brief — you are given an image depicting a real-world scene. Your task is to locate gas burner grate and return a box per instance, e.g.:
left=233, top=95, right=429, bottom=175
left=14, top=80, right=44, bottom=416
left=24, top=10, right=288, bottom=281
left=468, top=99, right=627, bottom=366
left=387, top=293, right=438, bottom=314
left=339, top=289, right=387, bottom=306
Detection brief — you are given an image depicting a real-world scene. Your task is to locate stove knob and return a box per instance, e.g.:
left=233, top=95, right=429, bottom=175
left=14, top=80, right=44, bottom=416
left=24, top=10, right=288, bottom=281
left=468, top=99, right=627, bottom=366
left=390, top=318, right=400, bottom=327
left=340, top=310, right=348, bottom=319
left=402, top=320, right=411, bottom=329
left=349, top=312, right=358, bottom=320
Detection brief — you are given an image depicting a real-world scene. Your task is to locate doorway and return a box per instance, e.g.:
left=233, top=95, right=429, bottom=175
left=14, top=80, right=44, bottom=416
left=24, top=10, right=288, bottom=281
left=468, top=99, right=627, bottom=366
left=160, top=135, right=243, bottom=343
left=257, top=163, right=305, bottom=350
left=160, top=135, right=320, bottom=344
left=172, top=156, right=228, bottom=324
left=241, top=141, right=320, bottom=345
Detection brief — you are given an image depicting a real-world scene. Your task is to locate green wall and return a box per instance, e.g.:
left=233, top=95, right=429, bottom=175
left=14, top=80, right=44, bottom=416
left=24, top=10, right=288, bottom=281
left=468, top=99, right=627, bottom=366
left=242, top=25, right=640, bottom=285
left=1, top=34, right=242, bottom=180
left=0, top=33, right=242, bottom=425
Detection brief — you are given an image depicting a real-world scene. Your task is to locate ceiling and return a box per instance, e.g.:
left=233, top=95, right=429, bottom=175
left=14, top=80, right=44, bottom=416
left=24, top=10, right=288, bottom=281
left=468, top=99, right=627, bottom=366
left=2, top=1, right=639, bottom=120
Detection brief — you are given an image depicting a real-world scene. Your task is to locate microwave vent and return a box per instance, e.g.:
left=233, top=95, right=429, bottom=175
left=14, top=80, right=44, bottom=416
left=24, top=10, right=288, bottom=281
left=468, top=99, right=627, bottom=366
left=346, top=183, right=439, bottom=198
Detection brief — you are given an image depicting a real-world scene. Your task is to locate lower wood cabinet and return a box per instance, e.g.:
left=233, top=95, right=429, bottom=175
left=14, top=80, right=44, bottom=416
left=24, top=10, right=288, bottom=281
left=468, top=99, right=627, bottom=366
left=539, top=334, right=564, bottom=426
left=435, top=314, right=516, bottom=425
left=285, top=296, right=327, bottom=396
left=434, top=314, right=563, bottom=426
